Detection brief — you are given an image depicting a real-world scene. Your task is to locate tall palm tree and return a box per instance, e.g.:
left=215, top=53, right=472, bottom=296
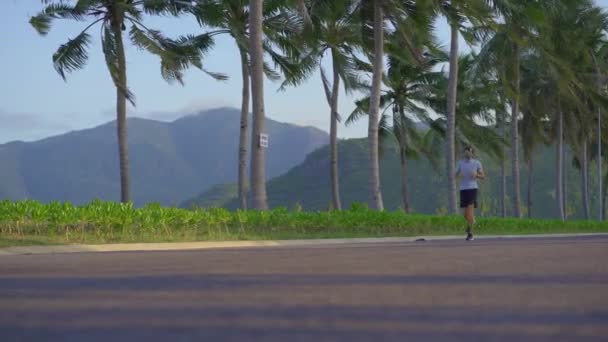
left=535, top=0, right=608, bottom=220
left=249, top=0, right=268, bottom=210
left=366, top=0, right=385, bottom=210
left=474, top=1, right=549, bottom=217
left=30, top=0, right=215, bottom=203
left=429, top=0, right=493, bottom=214
left=348, top=43, right=445, bottom=212
left=186, top=0, right=304, bottom=210
left=286, top=0, right=364, bottom=210
left=354, top=0, right=438, bottom=211
left=519, top=53, right=551, bottom=218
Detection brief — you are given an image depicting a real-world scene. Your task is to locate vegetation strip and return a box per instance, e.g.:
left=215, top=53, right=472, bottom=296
left=1, top=201, right=606, bottom=247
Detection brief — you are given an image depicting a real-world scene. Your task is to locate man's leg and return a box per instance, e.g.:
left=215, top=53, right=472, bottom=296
left=466, top=204, right=475, bottom=230
left=465, top=205, right=475, bottom=240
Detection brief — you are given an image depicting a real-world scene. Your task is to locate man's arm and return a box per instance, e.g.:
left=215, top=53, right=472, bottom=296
left=476, top=161, right=485, bottom=179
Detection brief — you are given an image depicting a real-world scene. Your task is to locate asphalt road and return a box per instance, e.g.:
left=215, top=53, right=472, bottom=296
left=1, top=235, right=607, bottom=341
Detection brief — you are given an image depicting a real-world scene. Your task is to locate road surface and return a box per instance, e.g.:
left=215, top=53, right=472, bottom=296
left=1, top=235, right=607, bottom=341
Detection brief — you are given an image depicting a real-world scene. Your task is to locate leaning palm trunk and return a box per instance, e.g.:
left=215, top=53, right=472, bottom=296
left=112, top=15, right=130, bottom=203
left=581, top=139, right=590, bottom=219
left=249, top=0, right=268, bottom=210
left=446, top=24, right=459, bottom=215
left=556, top=106, right=565, bottom=220
left=329, top=50, right=342, bottom=210
left=527, top=157, right=533, bottom=218
left=367, top=0, right=384, bottom=211
left=238, top=47, right=250, bottom=210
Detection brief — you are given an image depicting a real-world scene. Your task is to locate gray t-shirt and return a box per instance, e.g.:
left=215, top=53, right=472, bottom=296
left=457, top=158, right=483, bottom=190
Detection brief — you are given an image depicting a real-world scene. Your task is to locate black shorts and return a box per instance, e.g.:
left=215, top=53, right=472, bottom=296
left=460, top=189, right=478, bottom=208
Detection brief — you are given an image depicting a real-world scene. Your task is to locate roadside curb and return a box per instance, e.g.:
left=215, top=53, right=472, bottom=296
left=1, top=233, right=607, bottom=256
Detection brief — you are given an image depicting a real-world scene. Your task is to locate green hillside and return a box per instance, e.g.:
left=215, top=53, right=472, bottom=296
left=185, top=138, right=604, bottom=219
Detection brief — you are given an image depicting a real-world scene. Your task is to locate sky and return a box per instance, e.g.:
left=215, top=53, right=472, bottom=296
left=1, top=1, right=607, bottom=143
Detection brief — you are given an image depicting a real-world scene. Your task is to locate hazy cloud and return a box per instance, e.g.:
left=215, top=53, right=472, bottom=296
left=0, top=109, right=78, bottom=143
left=100, top=98, right=235, bottom=122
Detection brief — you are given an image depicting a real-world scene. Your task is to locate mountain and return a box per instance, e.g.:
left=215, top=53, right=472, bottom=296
left=184, top=138, right=602, bottom=219
left=0, top=107, right=328, bottom=206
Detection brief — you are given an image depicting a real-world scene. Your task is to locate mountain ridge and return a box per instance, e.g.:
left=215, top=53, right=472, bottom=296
left=0, top=107, right=328, bottom=206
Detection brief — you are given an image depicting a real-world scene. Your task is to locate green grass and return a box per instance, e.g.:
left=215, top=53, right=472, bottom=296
left=0, top=200, right=606, bottom=247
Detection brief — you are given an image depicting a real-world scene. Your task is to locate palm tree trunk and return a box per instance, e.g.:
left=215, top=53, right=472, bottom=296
left=446, top=23, right=459, bottom=215
left=399, top=144, right=410, bottom=213
left=557, top=106, right=565, bottom=220
left=396, top=107, right=410, bottom=213
left=501, top=158, right=507, bottom=217
left=500, top=112, right=507, bottom=217
left=586, top=147, right=591, bottom=218
left=329, top=51, right=342, bottom=211
left=238, top=47, right=250, bottom=210
left=600, top=172, right=608, bottom=220
left=249, top=0, right=268, bottom=210
left=112, top=16, right=130, bottom=203
left=581, top=139, right=590, bottom=219
left=511, top=97, right=521, bottom=217
left=563, top=145, right=568, bottom=218
left=527, top=157, right=533, bottom=218
left=368, top=0, right=384, bottom=211
left=592, top=57, right=603, bottom=221
left=599, top=109, right=604, bottom=221
left=510, top=49, right=521, bottom=218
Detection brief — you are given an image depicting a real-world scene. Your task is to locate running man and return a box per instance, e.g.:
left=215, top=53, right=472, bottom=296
left=456, top=146, right=485, bottom=241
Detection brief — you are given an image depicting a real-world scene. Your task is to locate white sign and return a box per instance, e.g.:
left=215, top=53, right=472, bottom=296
left=259, top=133, right=269, bottom=148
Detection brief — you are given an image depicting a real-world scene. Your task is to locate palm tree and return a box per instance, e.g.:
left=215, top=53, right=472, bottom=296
left=474, top=1, right=553, bottom=217
left=287, top=0, right=366, bottom=211
left=187, top=0, right=304, bottom=210
left=30, top=0, right=215, bottom=203
left=249, top=0, right=268, bottom=210
left=348, top=44, right=444, bottom=212
left=427, top=54, right=506, bottom=209
left=519, top=53, right=551, bottom=218
left=495, top=101, right=509, bottom=217
left=353, top=0, right=439, bottom=211
left=366, top=0, right=385, bottom=210
left=533, top=0, right=608, bottom=220
left=429, top=0, right=493, bottom=214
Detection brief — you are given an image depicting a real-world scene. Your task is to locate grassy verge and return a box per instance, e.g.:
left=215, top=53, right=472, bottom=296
left=1, top=200, right=606, bottom=247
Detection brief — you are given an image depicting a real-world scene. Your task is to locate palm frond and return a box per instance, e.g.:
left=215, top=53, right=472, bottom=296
left=191, top=0, right=226, bottom=28
left=53, top=30, right=91, bottom=80
left=378, top=113, right=393, bottom=157
left=346, top=97, right=370, bottom=126
left=279, top=50, right=319, bottom=90
left=30, top=3, right=88, bottom=36
left=101, top=23, right=135, bottom=105
left=142, top=0, right=194, bottom=16
left=320, top=66, right=332, bottom=105
left=263, top=61, right=281, bottom=81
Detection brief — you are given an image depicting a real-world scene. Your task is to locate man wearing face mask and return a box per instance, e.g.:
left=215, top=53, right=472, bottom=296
left=456, top=146, right=485, bottom=241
